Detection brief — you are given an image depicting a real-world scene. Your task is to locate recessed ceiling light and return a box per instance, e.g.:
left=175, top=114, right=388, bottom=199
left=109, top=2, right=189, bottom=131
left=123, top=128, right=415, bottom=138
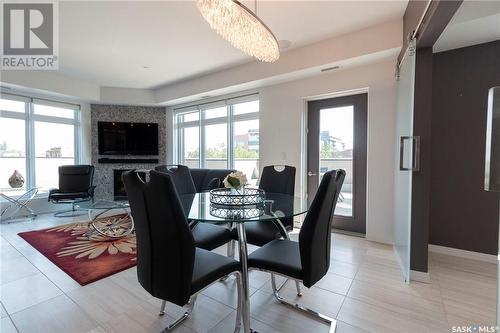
left=321, top=65, right=341, bottom=72
left=278, top=40, right=292, bottom=50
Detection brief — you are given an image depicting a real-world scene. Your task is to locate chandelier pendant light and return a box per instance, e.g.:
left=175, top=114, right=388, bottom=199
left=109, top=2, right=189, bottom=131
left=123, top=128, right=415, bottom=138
left=196, top=0, right=280, bottom=62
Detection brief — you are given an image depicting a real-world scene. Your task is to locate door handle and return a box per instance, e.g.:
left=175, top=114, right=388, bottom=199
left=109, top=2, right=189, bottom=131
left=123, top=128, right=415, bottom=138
left=399, top=136, right=421, bottom=171
left=307, top=171, right=317, bottom=176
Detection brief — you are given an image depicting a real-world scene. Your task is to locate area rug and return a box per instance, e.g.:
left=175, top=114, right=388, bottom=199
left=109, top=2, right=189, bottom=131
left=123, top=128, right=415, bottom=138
left=18, top=214, right=136, bottom=286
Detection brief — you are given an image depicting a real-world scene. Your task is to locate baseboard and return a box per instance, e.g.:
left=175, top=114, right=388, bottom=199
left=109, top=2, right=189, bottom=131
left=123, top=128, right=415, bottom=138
left=429, top=244, right=497, bottom=264
left=410, top=270, right=431, bottom=283
left=331, top=228, right=366, bottom=238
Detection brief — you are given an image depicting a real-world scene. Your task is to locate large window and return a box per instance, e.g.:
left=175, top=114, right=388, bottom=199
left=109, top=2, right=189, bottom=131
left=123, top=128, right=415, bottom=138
left=175, top=96, right=259, bottom=185
left=0, top=94, right=81, bottom=193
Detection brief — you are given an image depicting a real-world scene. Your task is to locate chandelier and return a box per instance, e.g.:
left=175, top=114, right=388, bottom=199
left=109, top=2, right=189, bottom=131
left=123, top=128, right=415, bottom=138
left=196, top=0, right=280, bottom=62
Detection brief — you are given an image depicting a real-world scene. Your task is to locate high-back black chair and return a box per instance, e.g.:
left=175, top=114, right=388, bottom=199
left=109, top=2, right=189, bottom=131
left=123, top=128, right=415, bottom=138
left=123, top=170, right=243, bottom=332
left=259, top=165, right=296, bottom=230
left=154, top=164, right=233, bottom=252
left=247, top=169, right=345, bottom=331
left=229, top=165, right=298, bottom=294
left=235, top=165, right=296, bottom=247
left=48, top=165, right=95, bottom=217
left=154, top=165, right=196, bottom=195
left=259, top=165, right=296, bottom=197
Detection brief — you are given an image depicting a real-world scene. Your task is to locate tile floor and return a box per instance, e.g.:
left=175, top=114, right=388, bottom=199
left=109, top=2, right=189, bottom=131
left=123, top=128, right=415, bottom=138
left=0, top=213, right=496, bottom=333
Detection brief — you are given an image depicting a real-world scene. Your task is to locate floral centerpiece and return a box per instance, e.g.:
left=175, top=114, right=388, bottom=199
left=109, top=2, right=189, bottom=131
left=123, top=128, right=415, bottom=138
left=223, top=171, right=248, bottom=193
left=210, top=171, right=264, bottom=207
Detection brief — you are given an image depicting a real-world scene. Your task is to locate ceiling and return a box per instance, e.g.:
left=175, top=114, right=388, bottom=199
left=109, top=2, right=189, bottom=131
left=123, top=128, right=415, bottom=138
left=433, top=0, right=500, bottom=53
left=58, top=1, right=408, bottom=89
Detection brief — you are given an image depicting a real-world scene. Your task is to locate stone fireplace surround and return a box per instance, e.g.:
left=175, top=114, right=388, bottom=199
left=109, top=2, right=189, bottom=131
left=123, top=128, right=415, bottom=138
left=90, top=104, right=167, bottom=198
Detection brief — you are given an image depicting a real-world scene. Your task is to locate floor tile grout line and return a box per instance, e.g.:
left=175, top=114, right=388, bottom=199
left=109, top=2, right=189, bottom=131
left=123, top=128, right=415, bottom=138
left=338, top=254, right=454, bottom=332
left=2, top=215, right=104, bottom=331
left=428, top=259, right=465, bottom=328
left=1, top=302, right=21, bottom=333
left=6, top=293, right=61, bottom=317
left=334, top=251, right=364, bottom=321
left=1, top=226, right=68, bottom=319
left=207, top=308, right=234, bottom=332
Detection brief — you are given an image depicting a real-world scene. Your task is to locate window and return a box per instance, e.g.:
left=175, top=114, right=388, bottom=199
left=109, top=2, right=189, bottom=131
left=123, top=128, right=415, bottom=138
left=0, top=118, right=26, bottom=189
left=0, top=94, right=81, bottom=193
left=175, top=95, right=259, bottom=185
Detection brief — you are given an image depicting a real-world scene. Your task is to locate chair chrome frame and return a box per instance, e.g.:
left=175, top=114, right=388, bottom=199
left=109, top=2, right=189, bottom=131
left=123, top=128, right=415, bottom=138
left=252, top=268, right=337, bottom=333
left=270, top=217, right=302, bottom=297
left=226, top=216, right=303, bottom=297
left=158, top=270, right=243, bottom=333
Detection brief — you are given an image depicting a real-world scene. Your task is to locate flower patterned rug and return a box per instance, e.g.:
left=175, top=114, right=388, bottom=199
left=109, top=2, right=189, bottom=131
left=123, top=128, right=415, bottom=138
left=18, top=214, right=136, bottom=285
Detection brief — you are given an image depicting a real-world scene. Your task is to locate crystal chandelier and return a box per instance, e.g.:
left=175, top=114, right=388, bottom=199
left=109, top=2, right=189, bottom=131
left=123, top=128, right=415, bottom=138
left=196, top=0, right=280, bottom=62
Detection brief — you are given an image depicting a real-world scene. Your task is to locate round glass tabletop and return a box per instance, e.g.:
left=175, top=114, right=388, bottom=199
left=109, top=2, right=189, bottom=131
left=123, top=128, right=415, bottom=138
left=179, top=192, right=308, bottom=224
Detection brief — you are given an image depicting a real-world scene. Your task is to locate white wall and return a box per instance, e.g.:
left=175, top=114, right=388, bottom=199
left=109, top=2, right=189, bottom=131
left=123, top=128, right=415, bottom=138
left=258, top=59, right=397, bottom=244
left=155, top=19, right=402, bottom=105
left=167, top=59, right=397, bottom=244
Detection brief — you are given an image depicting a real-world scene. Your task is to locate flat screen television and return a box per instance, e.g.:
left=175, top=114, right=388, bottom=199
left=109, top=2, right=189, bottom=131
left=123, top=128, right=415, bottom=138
left=98, top=121, right=159, bottom=155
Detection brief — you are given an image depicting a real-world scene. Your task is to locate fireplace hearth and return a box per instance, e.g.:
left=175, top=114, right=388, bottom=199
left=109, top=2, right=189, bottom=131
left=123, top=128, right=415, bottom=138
left=113, top=169, right=146, bottom=199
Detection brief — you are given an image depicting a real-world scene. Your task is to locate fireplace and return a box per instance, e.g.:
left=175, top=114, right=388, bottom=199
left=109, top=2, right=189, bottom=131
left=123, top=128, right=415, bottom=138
left=113, top=169, right=146, bottom=199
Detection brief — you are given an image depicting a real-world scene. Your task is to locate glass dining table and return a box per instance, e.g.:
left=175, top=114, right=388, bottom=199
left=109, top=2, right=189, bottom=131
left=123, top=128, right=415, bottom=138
left=179, top=191, right=308, bottom=333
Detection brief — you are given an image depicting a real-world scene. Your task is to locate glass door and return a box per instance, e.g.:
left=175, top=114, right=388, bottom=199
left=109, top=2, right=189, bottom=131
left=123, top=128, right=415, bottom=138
left=394, top=39, right=417, bottom=282
left=307, top=93, right=367, bottom=233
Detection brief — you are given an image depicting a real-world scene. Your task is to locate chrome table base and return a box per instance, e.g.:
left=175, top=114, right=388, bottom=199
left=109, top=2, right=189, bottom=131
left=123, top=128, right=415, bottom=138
left=0, top=188, right=38, bottom=223
left=236, top=222, right=251, bottom=333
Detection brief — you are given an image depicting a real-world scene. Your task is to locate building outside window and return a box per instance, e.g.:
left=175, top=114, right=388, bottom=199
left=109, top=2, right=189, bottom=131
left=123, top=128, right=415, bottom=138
left=0, top=94, right=81, bottom=194
left=174, top=95, right=259, bottom=185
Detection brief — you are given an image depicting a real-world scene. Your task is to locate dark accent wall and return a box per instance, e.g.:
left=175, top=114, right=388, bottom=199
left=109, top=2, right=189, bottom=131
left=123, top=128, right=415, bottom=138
left=410, top=47, right=433, bottom=272
left=430, top=41, right=500, bottom=255
left=405, top=0, right=462, bottom=273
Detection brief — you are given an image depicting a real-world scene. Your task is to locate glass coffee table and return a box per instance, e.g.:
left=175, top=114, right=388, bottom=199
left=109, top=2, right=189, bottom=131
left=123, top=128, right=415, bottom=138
left=74, top=198, right=132, bottom=239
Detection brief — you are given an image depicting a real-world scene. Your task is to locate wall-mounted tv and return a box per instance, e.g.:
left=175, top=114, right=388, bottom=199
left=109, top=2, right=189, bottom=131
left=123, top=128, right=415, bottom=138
left=98, top=121, right=159, bottom=156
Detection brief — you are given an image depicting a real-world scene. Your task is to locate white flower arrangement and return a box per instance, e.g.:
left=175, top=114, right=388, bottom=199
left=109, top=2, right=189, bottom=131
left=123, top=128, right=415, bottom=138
left=223, top=171, right=248, bottom=191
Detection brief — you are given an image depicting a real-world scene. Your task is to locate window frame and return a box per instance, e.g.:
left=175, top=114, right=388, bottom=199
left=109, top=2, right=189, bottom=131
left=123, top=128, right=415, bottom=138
left=0, top=93, right=81, bottom=194
left=173, top=95, right=259, bottom=170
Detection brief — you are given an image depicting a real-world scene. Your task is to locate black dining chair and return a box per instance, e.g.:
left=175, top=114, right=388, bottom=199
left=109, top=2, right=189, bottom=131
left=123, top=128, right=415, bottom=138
left=247, top=169, right=345, bottom=331
left=48, top=165, right=96, bottom=217
left=123, top=170, right=243, bottom=332
left=230, top=165, right=300, bottom=294
left=243, top=165, right=296, bottom=246
left=154, top=165, right=233, bottom=251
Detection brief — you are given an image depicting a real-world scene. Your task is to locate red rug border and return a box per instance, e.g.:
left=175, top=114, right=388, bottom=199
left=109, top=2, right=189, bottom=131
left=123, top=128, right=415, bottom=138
left=18, top=224, right=137, bottom=286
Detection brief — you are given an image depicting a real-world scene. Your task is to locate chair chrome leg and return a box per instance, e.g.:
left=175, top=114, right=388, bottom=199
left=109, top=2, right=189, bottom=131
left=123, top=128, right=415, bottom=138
left=162, top=295, right=197, bottom=332
left=295, top=280, right=302, bottom=296
left=270, top=275, right=336, bottom=332
left=159, top=300, right=166, bottom=316
left=227, top=240, right=236, bottom=259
